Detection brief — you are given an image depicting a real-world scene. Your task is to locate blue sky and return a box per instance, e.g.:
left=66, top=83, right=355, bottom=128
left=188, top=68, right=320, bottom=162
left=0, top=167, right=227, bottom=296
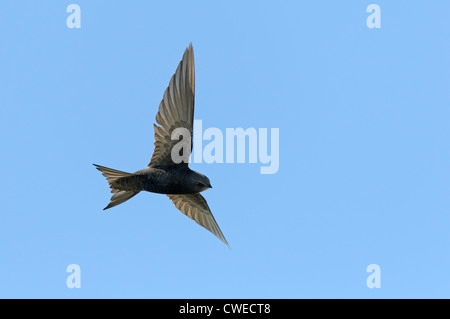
left=0, top=1, right=449, bottom=298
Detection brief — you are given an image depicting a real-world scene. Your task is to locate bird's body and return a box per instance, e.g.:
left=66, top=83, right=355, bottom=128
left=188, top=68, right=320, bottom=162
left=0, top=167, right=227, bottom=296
left=94, top=43, right=229, bottom=247
left=112, top=166, right=209, bottom=195
left=134, top=166, right=190, bottom=194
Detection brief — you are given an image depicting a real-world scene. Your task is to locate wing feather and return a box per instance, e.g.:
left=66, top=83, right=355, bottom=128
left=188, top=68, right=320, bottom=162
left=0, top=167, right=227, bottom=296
left=149, top=43, right=195, bottom=167
left=167, top=193, right=230, bottom=248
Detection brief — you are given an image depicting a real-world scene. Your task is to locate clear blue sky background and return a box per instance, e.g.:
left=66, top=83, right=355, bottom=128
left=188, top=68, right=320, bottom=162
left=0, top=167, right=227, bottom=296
left=1, top=1, right=449, bottom=298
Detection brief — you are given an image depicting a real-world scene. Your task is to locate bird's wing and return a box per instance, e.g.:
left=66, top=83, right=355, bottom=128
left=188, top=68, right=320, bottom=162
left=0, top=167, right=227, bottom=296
left=167, top=193, right=229, bottom=248
left=149, top=43, right=195, bottom=168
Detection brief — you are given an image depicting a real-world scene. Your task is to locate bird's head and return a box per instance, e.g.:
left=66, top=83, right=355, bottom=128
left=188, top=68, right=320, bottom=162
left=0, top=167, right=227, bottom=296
left=187, top=171, right=212, bottom=192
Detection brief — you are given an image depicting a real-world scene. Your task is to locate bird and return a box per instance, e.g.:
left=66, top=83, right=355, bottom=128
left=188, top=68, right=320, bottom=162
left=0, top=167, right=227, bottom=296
left=94, top=43, right=229, bottom=248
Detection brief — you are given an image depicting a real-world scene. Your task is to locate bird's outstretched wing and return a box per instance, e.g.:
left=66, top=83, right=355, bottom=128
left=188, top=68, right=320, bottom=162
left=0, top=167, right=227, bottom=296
left=149, top=43, right=195, bottom=167
left=167, top=193, right=229, bottom=248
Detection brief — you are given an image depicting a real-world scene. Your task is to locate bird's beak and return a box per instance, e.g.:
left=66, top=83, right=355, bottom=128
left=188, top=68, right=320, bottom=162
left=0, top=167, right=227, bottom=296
left=209, top=184, right=213, bottom=189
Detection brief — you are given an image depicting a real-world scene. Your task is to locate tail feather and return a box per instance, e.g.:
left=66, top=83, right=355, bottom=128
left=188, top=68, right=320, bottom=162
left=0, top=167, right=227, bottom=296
left=94, top=164, right=140, bottom=210
left=103, top=190, right=139, bottom=210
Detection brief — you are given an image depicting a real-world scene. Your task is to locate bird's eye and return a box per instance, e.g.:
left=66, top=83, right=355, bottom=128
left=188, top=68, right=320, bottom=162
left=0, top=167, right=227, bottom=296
left=196, top=182, right=205, bottom=188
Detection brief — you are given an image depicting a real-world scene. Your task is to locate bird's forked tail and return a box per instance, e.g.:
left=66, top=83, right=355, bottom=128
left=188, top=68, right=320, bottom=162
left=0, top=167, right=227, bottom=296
left=93, top=164, right=140, bottom=210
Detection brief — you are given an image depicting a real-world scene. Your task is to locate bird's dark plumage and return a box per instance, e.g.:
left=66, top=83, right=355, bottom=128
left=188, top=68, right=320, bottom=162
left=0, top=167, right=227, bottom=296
left=94, top=43, right=229, bottom=248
